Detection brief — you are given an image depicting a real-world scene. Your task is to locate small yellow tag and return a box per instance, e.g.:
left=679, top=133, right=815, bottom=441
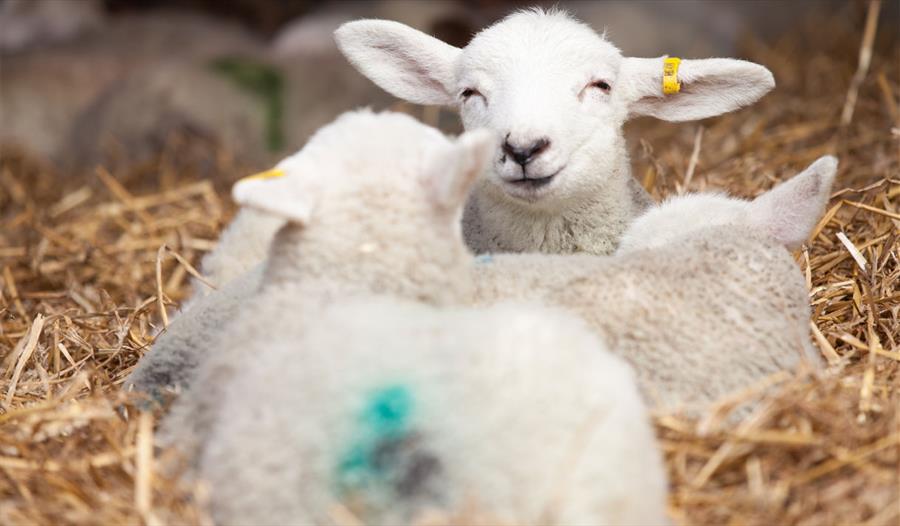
left=240, top=168, right=286, bottom=183
left=662, top=57, right=682, bottom=95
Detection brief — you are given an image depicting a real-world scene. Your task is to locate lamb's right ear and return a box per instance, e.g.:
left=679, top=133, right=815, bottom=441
left=425, top=129, right=496, bottom=211
left=618, top=57, right=775, bottom=122
left=232, top=170, right=312, bottom=224
left=334, top=19, right=460, bottom=106
left=748, top=156, right=838, bottom=249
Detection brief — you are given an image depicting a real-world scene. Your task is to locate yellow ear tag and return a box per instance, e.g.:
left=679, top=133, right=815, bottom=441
left=240, top=168, right=286, bottom=183
left=662, top=57, right=682, bottom=95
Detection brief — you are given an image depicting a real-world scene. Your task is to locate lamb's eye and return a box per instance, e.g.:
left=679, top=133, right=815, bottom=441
left=590, top=80, right=612, bottom=93
left=460, top=88, right=482, bottom=100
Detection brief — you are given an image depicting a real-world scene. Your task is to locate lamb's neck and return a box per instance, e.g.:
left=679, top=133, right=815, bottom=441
left=465, top=153, right=650, bottom=255
left=262, top=224, right=473, bottom=305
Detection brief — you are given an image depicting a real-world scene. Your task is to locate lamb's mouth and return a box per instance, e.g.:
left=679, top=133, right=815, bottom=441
left=507, top=174, right=556, bottom=189
left=501, top=167, right=564, bottom=199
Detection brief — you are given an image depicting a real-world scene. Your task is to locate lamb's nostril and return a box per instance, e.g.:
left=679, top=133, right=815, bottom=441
left=502, top=137, right=552, bottom=167
left=531, top=138, right=550, bottom=156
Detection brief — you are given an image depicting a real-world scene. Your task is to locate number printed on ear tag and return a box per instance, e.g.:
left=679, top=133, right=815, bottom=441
left=663, top=57, right=682, bottom=95
left=240, top=168, right=286, bottom=183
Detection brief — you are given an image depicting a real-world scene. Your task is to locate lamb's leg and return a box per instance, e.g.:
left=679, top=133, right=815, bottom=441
left=124, top=331, right=202, bottom=404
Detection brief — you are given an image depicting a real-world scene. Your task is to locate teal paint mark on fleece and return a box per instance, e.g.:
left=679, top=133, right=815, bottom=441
left=336, top=384, right=414, bottom=493
left=363, top=385, right=413, bottom=435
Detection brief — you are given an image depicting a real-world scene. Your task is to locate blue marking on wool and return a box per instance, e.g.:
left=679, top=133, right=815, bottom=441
left=335, top=384, right=415, bottom=493
left=475, top=254, right=494, bottom=264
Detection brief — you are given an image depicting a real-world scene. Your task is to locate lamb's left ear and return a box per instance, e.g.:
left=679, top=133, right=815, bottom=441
left=748, top=156, right=838, bottom=249
left=425, top=128, right=496, bottom=211
left=618, top=57, right=775, bottom=122
left=232, top=169, right=313, bottom=224
left=335, top=19, right=461, bottom=106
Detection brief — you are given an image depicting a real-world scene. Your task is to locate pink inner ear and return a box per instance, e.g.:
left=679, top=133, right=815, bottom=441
left=756, top=180, right=824, bottom=248
left=766, top=220, right=801, bottom=248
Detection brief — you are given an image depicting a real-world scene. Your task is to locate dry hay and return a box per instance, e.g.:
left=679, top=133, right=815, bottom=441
left=0, top=4, right=898, bottom=525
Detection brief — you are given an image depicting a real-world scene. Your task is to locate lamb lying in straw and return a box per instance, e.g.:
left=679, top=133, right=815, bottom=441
left=474, top=156, right=837, bottom=412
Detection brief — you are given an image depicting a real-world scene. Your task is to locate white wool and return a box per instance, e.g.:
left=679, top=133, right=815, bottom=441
left=335, top=8, right=775, bottom=255
left=124, top=266, right=263, bottom=396
left=474, top=157, right=838, bottom=412
left=618, top=156, right=839, bottom=254
left=127, top=109, right=494, bottom=398
left=201, top=297, right=668, bottom=526
left=616, top=192, right=753, bottom=254
left=183, top=208, right=282, bottom=307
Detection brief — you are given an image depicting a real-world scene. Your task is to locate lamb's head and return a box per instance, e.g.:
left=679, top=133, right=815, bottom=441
left=336, top=8, right=775, bottom=209
left=232, top=110, right=494, bottom=301
left=616, top=155, right=839, bottom=254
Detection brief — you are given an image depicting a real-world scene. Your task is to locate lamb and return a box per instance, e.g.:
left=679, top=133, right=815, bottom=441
left=126, top=109, right=493, bottom=398
left=473, top=156, right=838, bottom=413
left=201, top=297, right=667, bottom=526
left=151, top=109, right=495, bottom=452
left=335, top=7, right=776, bottom=255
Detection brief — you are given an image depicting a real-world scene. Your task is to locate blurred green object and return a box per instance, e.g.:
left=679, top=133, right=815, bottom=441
left=211, top=57, right=284, bottom=151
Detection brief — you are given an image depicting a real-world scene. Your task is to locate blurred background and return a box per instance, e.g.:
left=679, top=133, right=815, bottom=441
left=0, top=0, right=897, bottom=184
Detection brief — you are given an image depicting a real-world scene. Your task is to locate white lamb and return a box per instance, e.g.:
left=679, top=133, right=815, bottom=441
left=336, top=7, right=776, bottom=255
left=473, top=156, right=838, bottom=413
left=126, top=109, right=493, bottom=398
left=202, top=297, right=667, bottom=526
left=154, top=109, right=494, bottom=452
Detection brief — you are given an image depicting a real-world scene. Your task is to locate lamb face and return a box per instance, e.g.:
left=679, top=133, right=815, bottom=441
left=336, top=8, right=775, bottom=254
left=454, top=12, right=626, bottom=206
left=617, top=155, right=839, bottom=254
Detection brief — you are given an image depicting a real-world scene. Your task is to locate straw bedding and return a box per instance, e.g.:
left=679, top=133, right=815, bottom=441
left=0, top=6, right=897, bottom=525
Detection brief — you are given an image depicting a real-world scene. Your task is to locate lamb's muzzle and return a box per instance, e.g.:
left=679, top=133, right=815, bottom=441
left=501, top=135, right=551, bottom=167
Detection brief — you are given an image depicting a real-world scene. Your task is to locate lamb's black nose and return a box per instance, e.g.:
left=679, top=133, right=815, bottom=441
left=502, top=137, right=551, bottom=167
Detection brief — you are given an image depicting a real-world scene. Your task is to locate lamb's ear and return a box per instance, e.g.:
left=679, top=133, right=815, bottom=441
left=232, top=169, right=312, bottom=224
left=748, top=156, right=838, bottom=249
left=335, top=19, right=460, bottom=106
left=618, top=57, right=775, bottom=122
left=425, top=128, right=496, bottom=211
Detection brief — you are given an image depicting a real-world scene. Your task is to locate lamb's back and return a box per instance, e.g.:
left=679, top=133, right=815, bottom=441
left=201, top=298, right=667, bottom=526
left=474, top=229, right=816, bottom=410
